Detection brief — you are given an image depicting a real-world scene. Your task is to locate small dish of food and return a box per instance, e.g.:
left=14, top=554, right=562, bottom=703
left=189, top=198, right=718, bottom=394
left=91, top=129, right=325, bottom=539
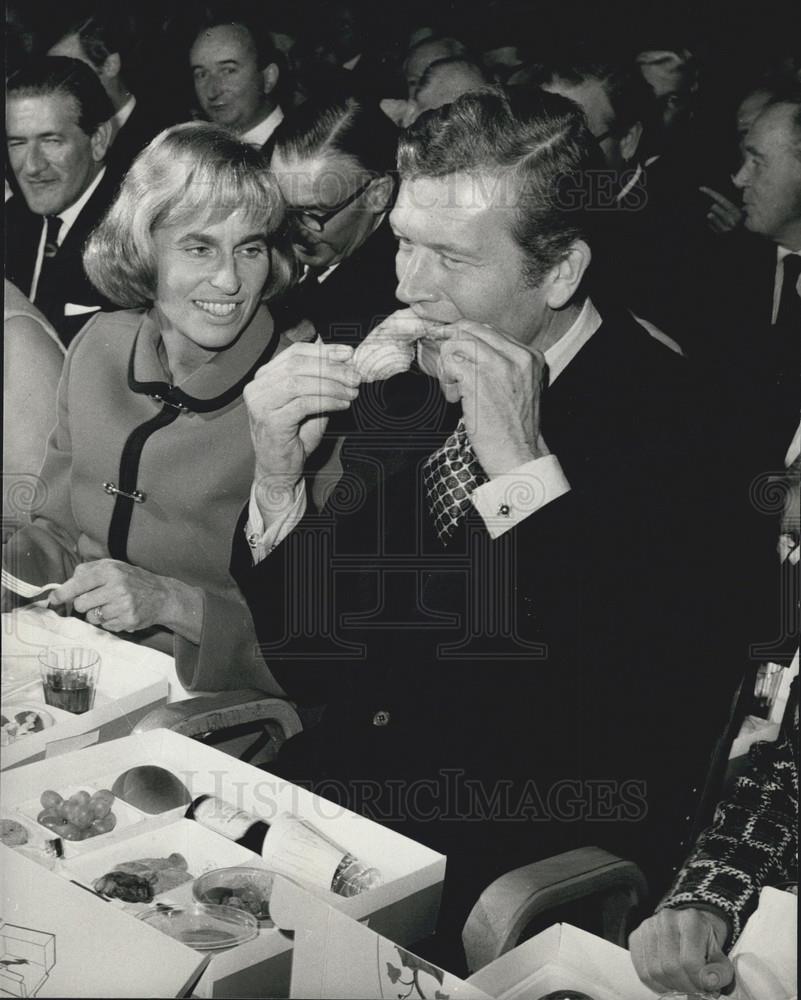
left=193, top=866, right=274, bottom=925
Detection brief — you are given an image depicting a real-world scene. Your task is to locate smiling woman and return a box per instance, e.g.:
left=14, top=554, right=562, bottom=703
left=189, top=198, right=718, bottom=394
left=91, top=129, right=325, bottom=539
left=2, top=122, right=297, bottom=693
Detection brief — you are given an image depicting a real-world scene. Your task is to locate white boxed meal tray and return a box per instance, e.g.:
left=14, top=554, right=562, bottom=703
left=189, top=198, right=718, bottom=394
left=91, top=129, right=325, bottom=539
left=1, top=609, right=171, bottom=770
left=0, top=847, right=210, bottom=998
left=276, top=875, right=659, bottom=1000
left=0, top=728, right=446, bottom=998
left=467, top=922, right=657, bottom=1000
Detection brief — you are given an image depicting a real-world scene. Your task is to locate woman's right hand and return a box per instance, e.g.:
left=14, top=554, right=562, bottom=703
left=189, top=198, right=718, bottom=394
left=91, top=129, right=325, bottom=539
left=628, top=906, right=734, bottom=994
left=244, top=341, right=359, bottom=519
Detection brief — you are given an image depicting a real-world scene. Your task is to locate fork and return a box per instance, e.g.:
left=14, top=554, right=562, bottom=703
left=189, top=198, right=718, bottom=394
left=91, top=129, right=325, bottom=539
left=1, top=568, right=61, bottom=604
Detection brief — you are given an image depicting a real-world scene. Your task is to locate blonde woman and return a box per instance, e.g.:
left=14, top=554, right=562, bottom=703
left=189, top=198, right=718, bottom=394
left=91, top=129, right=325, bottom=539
left=3, top=123, right=296, bottom=692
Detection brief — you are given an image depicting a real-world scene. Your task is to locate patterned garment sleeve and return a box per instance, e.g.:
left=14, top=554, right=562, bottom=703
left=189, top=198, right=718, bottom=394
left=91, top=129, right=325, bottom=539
left=657, top=707, right=799, bottom=945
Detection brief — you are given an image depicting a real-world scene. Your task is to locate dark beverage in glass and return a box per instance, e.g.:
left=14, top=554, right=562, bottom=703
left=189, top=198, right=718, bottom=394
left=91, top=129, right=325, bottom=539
left=38, top=647, right=100, bottom=715
left=42, top=673, right=94, bottom=714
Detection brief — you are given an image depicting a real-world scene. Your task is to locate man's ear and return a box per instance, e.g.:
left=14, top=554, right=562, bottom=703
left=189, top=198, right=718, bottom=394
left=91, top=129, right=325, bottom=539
left=99, top=52, right=122, bottom=83
left=619, top=120, right=643, bottom=163
left=364, top=174, right=395, bottom=214
left=545, top=241, right=592, bottom=309
left=262, top=62, right=280, bottom=96
left=90, top=120, right=113, bottom=162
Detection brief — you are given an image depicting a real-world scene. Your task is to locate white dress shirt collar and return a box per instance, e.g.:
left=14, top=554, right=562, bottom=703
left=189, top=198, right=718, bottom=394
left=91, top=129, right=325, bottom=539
left=617, top=162, right=644, bottom=203
left=543, top=297, right=603, bottom=384
left=240, top=105, right=284, bottom=148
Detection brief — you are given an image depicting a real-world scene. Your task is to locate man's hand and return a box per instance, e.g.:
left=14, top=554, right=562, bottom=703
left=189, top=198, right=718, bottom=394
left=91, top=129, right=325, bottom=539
left=433, top=321, right=550, bottom=477
left=49, top=559, right=203, bottom=641
left=700, top=186, right=743, bottom=235
left=244, top=342, right=359, bottom=518
left=629, top=907, right=734, bottom=994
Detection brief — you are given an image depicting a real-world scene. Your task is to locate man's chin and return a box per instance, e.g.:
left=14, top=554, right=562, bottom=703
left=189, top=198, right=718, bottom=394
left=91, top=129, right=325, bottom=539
left=295, top=246, right=336, bottom=268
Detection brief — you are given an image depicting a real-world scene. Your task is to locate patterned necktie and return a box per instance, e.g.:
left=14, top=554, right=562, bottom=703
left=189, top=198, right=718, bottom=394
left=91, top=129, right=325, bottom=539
left=423, top=417, right=489, bottom=544
left=43, top=215, right=63, bottom=259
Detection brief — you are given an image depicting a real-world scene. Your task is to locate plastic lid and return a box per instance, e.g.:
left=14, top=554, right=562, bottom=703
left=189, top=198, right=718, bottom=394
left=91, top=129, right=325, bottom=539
left=138, top=901, right=258, bottom=952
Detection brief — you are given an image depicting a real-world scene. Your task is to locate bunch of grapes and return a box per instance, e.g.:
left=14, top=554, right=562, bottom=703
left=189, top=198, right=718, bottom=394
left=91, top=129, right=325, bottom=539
left=37, top=788, right=117, bottom=841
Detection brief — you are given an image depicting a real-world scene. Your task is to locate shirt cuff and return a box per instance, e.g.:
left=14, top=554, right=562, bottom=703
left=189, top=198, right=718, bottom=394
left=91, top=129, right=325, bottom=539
left=471, top=455, right=571, bottom=538
left=246, top=483, right=307, bottom=563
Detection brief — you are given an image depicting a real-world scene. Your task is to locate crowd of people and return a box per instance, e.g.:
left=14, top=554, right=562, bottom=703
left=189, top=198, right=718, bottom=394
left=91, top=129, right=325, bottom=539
left=3, top=0, right=799, bottom=991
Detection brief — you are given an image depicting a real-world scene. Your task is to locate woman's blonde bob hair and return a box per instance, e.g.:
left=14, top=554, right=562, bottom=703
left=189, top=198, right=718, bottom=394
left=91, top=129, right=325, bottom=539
left=85, top=122, right=296, bottom=308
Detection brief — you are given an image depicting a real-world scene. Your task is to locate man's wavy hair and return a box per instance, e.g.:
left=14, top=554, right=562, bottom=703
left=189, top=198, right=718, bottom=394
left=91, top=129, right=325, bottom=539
left=7, top=55, right=114, bottom=136
left=85, top=122, right=297, bottom=308
left=397, top=87, right=603, bottom=286
left=274, top=96, right=399, bottom=178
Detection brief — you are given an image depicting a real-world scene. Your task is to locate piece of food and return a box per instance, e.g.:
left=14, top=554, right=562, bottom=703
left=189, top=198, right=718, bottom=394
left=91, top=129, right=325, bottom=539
left=1, top=818, right=29, bottom=846
left=194, top=868, right=274, bottom=921
left=93, top=853, right=192, bottom=902
left=352, top=336, right=415, bottom=383
left=40, top=789, right=64, bottom=810
left=14, top=711, right=46, bottom=733
left=111, top=766, right=192, bottom=814
left=35, top=788, right=117, bottom=840
left=94, top=869, right=157, bottom=903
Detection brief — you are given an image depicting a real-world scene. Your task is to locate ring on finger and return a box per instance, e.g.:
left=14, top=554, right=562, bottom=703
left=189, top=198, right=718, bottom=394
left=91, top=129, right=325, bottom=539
left=87, top=606, right=104, bottom=625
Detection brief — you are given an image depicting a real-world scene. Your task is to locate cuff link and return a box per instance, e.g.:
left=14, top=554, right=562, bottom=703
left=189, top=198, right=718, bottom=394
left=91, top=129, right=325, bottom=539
left=103, top=482, right=146, bottom=503
left=372, top=709, right=391, bottom=727
left=497, top=503, right=511, bottom=517
left=247, top=532, right=260, bottom=548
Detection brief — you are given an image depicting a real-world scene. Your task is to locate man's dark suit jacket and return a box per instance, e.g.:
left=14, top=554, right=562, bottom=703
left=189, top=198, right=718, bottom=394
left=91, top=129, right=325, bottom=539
left=234, top=305, right=753, bottom=919
left=271, top=218, right=400, bottom=344
left=589, top=157, right=716, bottom=353
left=4, top=168, right=121, bottom=348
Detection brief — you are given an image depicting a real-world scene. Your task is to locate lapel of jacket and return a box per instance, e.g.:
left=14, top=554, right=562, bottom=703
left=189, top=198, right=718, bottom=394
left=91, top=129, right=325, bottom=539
left=56, top=168, right=121, bottom=266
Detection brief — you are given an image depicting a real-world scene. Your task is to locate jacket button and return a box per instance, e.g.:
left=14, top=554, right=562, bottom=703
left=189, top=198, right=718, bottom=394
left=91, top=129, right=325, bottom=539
left=372, top=710, right=391, bottom=727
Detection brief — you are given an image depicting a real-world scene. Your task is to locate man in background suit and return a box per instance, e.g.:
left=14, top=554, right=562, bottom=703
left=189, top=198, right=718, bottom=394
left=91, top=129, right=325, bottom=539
left=189, top=6, right=284, bottom=151
left=5, top=56, right=118, bottom=347
left=269, top=95, right=400, bottom=346
left=267, top=95, right=401, bottom=513
left=237, top=88, right=744, bottom=967
left=538, top=54, right=713, bottom=350
left=48, top=11, right=172, bottom=180
left=723, top=92, right=801, bottom=454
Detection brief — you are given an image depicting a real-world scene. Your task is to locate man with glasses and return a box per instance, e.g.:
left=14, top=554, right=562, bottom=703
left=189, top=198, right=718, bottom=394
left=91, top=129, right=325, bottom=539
left=268, top=96, right=401, bottom=347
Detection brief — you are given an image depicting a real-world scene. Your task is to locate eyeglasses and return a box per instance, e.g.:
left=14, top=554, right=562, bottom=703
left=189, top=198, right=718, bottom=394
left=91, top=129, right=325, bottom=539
left=288, top=176, right=375, bottom=233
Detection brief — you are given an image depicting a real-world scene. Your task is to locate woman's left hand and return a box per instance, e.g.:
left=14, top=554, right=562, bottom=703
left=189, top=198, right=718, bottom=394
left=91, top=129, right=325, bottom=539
left=50, top=559, right=201, bottom=639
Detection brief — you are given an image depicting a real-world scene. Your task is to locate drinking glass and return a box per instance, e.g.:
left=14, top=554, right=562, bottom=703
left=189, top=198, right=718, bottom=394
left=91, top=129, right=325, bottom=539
left=38, top=646, right=100, bottom=714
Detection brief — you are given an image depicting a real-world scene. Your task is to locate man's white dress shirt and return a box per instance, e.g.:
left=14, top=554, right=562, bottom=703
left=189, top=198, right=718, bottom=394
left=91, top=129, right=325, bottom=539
left=240, top=105, right=284, bottom=148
